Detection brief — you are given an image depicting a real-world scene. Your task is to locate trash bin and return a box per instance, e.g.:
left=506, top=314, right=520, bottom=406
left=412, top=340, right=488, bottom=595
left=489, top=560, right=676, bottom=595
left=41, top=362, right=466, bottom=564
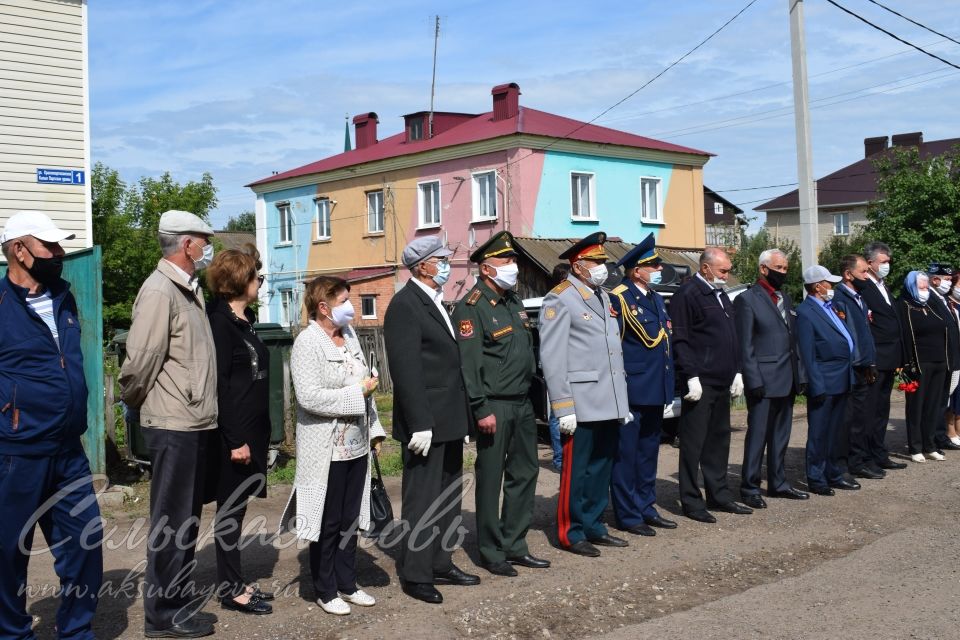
left=254, top=323, right=293, bottom=445
left=112, top=330, right=151, bottom=470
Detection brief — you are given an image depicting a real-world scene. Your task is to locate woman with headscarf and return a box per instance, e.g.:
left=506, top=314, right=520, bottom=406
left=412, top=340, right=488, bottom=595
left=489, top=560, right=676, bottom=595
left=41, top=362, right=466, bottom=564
left=897, top=271, right=949, bottom=463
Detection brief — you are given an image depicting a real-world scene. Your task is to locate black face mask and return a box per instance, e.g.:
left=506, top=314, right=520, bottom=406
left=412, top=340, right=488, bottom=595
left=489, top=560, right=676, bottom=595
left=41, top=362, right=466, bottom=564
left=851, top=276, right=869, bottom=292
left=22, top=245, right=64, bottom=286
left=764, top=268, right=787, bottom=290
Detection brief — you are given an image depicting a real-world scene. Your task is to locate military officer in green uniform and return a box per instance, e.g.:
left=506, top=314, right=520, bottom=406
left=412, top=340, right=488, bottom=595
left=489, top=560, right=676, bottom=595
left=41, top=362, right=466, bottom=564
left=452, top=231, right=551, bottom=577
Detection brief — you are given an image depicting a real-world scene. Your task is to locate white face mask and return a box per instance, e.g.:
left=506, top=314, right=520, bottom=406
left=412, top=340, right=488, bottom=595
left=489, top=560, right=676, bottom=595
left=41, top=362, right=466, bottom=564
left=951, top=288, right=960, bottom=303
left=192, top=241, right=214, bottom=270
left=917, top=289, right=930, bottom=304
left=821, top=285, right=834, bottom=302
left=877, top=262, right=891, bottom=279
left=487, top=262, right=518, bottom=290
left=705, top=264, right=726, bottom=289
left=580, top=262, right=608, bottom=287
left=325, top=300, right=355, bottom=327
left=937, top=280, right=951, bottom=295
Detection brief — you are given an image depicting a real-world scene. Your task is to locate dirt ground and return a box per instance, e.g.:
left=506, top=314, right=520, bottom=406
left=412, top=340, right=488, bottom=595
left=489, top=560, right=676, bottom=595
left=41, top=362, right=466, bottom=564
left=22, top=396, right=960, bottom=639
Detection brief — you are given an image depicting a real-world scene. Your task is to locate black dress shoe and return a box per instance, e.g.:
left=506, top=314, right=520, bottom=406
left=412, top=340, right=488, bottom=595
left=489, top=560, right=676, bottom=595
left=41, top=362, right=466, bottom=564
left=145, top=620, right=215, bottom=638
left=402, top=582, right=443, bottom=603
left=644, top=514, right=678, bottom=529
left=769, top=487, right=809, bottom=500
left=741, top=494, right=767, bottom=509
left=808, top=485, right=835, bottom=496
left=253, top=588, right=274, bottom=601
left=941, top=441, right=960, bottom=450
left=707, top=501, right=753, bottom=515
left=623, top=522, right=656, bottom=536
left=851, top=467, right=884, bottom=480
left=566, top=540, right=601, bottom=557
left=220, top=595, right=272, bottom=615
left=482, top=561, right=518, bottom=577
left=878, top=459, right=907, bottom=470
left=830, top=478, right=861, bottom=490
left=433, top=565, right=481, bottom=586
left=684, top=510, right=717, bottom=524
left=507, top=554, right=551, bottom=568
left=588, top=533, right=629, bottom=547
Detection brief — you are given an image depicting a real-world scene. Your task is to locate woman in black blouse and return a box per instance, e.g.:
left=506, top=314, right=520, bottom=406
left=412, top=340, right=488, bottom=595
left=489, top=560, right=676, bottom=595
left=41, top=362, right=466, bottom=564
left=206, top=244, right=273, bottom=615
left=897, top=270, right=948, bottom=463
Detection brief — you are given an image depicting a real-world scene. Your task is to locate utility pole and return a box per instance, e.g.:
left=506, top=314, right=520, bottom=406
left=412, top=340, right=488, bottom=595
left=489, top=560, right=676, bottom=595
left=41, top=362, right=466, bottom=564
left=788, top=0, right=818, bottom=271
left=428, top=15, right=440, bottom=139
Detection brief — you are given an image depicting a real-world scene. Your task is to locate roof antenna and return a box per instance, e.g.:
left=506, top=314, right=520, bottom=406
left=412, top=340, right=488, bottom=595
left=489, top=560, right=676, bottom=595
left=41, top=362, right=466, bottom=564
left=428, top=15, right=440, bottom=139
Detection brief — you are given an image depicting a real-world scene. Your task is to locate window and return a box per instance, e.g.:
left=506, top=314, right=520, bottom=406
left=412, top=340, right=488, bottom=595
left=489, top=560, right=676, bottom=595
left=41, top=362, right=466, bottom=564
left=367, top=191, right=384, bottom=233
left=418, top=180, right=441, bottom=227
left=640, top=177, right=663, bottom=224
left=280, top=289, right=295, bottom=326
left=570, top=172, right=595, bottom=219
left=278, top=203, right=292, bottom=244
left=409, top=118, right=423, bottom=141
left=315, top=198, right=331, bottom=240
left=834, top=212, right=850, bottom=236
left=472, top=171, right=497, bottom=220
left=361, top=295, right=377, bottom=319
left=714, top=202, right=724, bottom=216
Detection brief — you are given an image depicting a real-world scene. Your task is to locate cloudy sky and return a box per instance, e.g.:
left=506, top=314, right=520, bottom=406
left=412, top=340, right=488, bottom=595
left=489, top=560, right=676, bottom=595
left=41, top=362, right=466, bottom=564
left=88, top=0, right=960, bottom=230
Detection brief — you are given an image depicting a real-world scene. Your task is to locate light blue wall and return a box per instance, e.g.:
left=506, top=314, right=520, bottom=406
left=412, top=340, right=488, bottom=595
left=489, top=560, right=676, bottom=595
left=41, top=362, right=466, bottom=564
left=263, top=184, right=316, bottom=324
left=531, top=151, right=673, bottom=243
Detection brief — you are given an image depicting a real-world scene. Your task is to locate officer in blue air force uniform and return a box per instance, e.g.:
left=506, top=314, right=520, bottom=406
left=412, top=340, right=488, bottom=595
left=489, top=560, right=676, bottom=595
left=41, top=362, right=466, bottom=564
left=609, top=233, right=678, bottom=536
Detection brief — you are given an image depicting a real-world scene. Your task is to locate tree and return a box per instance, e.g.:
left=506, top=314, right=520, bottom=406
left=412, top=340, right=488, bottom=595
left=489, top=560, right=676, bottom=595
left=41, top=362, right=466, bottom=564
left=224, top=211, right=256, bottom=233
left=731, top=228, right=804, bottom=303
left=91, top=163, right=218, bottom=335
left=816, top=227, right=869, bottom=276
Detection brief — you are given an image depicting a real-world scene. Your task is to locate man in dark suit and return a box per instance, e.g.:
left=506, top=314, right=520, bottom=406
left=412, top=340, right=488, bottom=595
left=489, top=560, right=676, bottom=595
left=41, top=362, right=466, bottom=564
left=833, top=255, right=880, bottom=481
left=859, top=242, right=908, bottom=471
left=671, top=247, right=752, bottom=523
left=925, top=263, right=960, bottom=452
left=796, top=265, right=858, bottom=496
left=735, top=248, right=809, bottom=510
left=384, top=235, right=480, bottom=604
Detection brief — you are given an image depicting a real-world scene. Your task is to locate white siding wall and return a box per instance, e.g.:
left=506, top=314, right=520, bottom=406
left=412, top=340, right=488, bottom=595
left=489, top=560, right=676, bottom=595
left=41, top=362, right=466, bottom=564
left=0, top=0, right=90, bottom=252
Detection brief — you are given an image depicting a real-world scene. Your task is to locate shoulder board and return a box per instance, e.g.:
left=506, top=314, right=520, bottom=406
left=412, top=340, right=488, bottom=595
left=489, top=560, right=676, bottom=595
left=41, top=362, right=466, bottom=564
left=550, top=280, right=572, bottom=295
left=611, top=284, right=628, bottom=295
left=465, top=289, right=482, bottom=305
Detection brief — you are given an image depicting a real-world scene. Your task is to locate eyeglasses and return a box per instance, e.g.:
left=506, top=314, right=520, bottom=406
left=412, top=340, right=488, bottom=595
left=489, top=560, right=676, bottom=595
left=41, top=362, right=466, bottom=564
left=257, top=275, right=265, bottom=286
left=426, top=258, right=450, bottom=266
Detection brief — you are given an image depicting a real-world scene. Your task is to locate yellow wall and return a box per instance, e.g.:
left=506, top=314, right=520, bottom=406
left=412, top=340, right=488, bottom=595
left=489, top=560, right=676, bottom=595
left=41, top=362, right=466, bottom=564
left=658, top=165, right=705, bottom=249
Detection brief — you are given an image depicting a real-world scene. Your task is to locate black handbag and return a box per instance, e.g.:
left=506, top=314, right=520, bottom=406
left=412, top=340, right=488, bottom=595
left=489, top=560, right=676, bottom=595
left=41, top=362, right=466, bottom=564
left=365, top=450, right=394, bottom=538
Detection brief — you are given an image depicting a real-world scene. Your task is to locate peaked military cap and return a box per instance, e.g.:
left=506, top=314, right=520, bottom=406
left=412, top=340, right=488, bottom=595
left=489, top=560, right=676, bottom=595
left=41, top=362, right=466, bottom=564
left=470, top=230, right=518, bottom=263
left=927, top=262, right=954, bottom=277
left=617, top=232, right=661, bottom=270
left=558, top=231, right=608, bottom=262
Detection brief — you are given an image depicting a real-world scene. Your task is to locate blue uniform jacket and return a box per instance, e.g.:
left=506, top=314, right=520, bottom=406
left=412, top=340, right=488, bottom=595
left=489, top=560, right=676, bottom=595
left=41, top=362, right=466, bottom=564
left=0, top=275, right=88, bottom=455
left=832, top=284, right=876, bottom=369
left=610, top=279, right=674, bottom=406
left=796, top=296, right=854, bottom=398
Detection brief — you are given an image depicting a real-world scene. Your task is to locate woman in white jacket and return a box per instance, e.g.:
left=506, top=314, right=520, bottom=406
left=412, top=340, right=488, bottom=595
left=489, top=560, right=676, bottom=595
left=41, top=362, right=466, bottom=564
left=280, top=276, right=386, bottom=615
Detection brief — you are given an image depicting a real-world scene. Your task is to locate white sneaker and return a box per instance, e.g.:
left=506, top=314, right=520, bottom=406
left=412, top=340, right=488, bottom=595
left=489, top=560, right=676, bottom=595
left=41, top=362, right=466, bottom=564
left=911, top=453, right=925, bottom=463
left=339, top=589, right=376, bottom=607
left=926, top=451, right=945, bottom=461
left=950, top=436, right=960, bottom=446
left=318, top=597, right=351, bottom=615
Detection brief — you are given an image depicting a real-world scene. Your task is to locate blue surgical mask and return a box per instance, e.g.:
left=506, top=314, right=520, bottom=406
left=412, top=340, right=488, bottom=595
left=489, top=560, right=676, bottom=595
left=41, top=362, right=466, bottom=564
left=433, top=261, right=451, bottom=286
left=193, top=242, right=214, bottom=270
left=648, top=270, right=662, bottom=286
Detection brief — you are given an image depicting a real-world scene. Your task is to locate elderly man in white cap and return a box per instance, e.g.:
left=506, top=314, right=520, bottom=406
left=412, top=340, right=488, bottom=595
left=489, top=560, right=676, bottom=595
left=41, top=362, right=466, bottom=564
left=0, top=211, right=102, bottom=640
left=120, top=210, right=219, bottom=638
left=383, top=235, right=479, bottom=604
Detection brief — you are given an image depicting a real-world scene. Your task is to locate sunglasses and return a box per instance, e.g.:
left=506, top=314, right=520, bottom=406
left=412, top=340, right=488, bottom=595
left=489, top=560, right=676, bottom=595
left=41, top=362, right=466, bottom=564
left=257, top=275, right=265, bottom=286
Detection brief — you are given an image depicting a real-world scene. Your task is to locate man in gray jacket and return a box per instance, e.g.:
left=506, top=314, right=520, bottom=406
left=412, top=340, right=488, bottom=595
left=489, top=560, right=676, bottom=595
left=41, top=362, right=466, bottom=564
left=120, top=210, right=218, bottom=638
left=540, top=232, right=630, bottom=557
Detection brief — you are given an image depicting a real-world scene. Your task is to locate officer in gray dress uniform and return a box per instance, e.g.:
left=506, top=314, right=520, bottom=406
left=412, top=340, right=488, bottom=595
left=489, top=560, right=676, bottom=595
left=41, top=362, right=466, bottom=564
left=539, top=231, right=631, bottom=557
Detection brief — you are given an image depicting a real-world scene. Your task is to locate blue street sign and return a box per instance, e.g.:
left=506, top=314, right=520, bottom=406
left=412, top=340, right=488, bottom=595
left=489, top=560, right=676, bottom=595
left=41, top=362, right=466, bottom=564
left=36, top=168, right=85, bottom=185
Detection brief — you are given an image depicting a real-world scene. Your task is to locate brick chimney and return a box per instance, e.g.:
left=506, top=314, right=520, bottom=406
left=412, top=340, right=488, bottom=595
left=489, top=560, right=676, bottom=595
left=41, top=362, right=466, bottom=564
left=863, top=136, right=888, bottom=158
left=353, top=112, right=379, bottom=149
left=891, top=131, right=923, bottom=148
left=491, top=83, right=520, bottom=121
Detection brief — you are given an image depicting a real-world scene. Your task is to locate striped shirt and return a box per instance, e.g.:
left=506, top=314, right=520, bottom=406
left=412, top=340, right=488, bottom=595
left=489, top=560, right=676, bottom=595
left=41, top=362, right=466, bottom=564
left=26, top=291, right=59, bottom=348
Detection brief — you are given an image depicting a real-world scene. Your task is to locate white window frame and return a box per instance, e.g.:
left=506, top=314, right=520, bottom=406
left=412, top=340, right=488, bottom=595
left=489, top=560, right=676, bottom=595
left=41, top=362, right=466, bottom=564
left=277, top=203, right=293, bottom=244
left=280, top=289, right=294, bottom=326
left=367, top=190, right=384, bottom=234
left=570, top=171, right=596, bottom=220
left=471, top=170, right=498, bottom=221
left=418, top=180, right=442, bottom=228
left=714, top=201, right=724, bottom=216
left=408, top=118, right=423, bottom=141
left=640, top=176, right=664, bottom=224
left=315, top=198, right=331, bottom=241
left=360, top=294, right=377, bottom=319
left=833, top=211, right=850, bottom=236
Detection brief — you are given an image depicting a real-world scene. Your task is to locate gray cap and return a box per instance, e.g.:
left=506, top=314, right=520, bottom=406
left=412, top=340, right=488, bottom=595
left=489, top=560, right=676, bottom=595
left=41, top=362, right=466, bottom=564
left=402, top=234, right=452, bottom=268
left=158, top=209, right=214, bottom=236
left=803, top=265, right=842, bottom=285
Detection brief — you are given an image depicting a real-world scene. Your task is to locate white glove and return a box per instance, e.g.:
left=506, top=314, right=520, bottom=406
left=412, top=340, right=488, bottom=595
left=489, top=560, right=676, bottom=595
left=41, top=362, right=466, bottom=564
left=951, top=370, right=959, bottom=396
left=408, top=430, right=432, bottom=457
left=684, top=377, right=703, bottom=402
left=464, top=435, right=470, bottom=444
left=730, top=373, right=744, bottom=399
left=558, top=415, right=578, bottom=435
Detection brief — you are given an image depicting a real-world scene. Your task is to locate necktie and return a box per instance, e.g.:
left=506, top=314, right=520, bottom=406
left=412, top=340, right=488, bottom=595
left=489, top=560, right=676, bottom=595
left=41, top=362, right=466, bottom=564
left=775, top=291, right=787, bottom=323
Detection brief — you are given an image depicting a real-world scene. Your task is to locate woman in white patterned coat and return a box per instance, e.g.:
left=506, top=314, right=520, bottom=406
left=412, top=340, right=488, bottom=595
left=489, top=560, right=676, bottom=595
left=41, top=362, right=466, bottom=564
left=279, top=276, right=386, bottom=616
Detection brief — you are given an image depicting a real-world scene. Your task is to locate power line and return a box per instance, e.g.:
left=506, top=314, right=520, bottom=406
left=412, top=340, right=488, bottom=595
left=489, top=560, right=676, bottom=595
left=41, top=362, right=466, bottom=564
left=865, top=0, right=960, bottom=47
left=825, top=0, right=960, bottom=71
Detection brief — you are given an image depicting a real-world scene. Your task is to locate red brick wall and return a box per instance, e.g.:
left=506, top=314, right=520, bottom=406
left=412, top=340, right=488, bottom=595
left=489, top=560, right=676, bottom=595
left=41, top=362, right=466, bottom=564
left=348, top=273, right=398, bottom=327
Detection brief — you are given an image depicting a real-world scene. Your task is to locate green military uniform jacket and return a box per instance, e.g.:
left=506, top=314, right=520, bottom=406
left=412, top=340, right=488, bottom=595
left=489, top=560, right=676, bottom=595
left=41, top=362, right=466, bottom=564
left=452, top=279, right=536, bottom=421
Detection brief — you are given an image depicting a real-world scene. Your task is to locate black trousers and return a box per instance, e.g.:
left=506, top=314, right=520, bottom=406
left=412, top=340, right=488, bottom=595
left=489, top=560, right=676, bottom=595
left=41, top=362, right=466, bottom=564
left=679, top=384, right=735, bottom=512
left=309, top=455, right=366, bottom=603
left=214, top=497, right=248, bottom=600
left=868, top=369, right=896, bottom=464
left=846, top=371, right=877, bottom=472
left=398, top=439, right=463, bottom=585
left=740, top=395, right=794, bottom=497
left=143, top=428, right=210, bottom=630
left=905, top=361, right=947, bottom=455
left=935, top=369, right=956, bottom=446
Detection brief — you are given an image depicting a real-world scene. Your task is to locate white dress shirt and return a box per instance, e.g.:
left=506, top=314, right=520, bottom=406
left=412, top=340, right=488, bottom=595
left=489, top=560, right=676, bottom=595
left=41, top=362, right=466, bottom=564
left=164, top=259, right=199, bottom=294
left=866, top=272, right=891, bottom=306
left=410, top=276, right=454, bottom=336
